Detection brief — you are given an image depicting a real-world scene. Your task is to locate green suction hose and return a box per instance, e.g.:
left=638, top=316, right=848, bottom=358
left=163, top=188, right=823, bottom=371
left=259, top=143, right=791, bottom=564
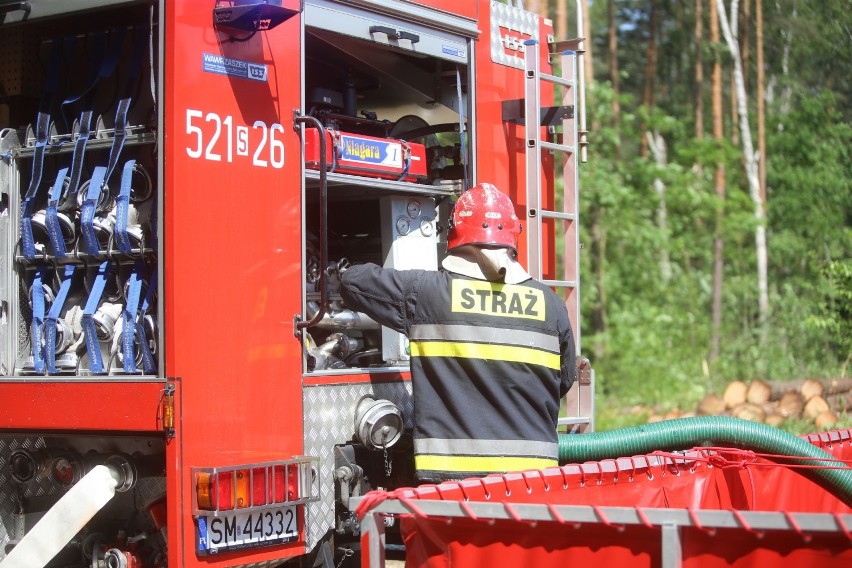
left=558, top=416, right=852, bottom=506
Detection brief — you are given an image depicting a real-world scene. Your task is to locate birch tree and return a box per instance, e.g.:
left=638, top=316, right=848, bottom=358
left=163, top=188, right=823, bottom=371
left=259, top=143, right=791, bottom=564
left=716, top=0, right=770, bottom=329
left=756, top=0, right=766, bottom=203
left=646, top=131, right=671, bottom=283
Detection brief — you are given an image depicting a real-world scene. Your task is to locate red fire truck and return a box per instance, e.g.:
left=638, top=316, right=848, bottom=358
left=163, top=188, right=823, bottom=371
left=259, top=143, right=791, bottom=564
left=0, top=1, right=590, bottom=566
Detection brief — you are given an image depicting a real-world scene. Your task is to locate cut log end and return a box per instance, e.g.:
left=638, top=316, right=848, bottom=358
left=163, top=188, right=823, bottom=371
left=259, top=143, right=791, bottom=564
left=723, top=380, right=748, bottom=409
left=731, top=402, right=766, bottom=423
left=697, top=394, right=726, bottom=416
left=746, top=379, right=772, bottom=405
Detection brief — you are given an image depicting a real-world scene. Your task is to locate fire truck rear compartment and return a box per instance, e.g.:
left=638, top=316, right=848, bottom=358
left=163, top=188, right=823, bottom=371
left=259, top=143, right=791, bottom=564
left=0, top=0, right=478, bottom=565
left=305, top=28, right=465, bottom=130
left=301, top=20, right=468, bottom=374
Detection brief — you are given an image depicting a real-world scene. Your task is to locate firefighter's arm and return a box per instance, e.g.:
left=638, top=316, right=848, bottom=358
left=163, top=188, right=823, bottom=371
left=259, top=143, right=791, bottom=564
left=559, top=315, right=577, bottom=398
left=339, top=263, right=422, bottom=335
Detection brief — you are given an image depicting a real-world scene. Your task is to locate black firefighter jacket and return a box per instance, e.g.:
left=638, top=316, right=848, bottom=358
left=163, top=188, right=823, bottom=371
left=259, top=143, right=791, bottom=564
left=340, top=263, right=575, bottom=483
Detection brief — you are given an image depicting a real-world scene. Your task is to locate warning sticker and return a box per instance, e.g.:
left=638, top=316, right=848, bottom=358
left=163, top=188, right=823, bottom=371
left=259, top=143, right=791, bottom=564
left=202, top=53, right=268, bottom=82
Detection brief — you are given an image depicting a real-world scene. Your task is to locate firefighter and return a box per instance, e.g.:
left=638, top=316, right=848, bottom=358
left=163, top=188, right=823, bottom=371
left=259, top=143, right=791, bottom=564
left=340, top=183, right=575, bottom=483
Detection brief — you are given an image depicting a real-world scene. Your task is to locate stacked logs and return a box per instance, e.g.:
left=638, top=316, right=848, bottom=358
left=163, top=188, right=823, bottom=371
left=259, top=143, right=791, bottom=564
left=694, top=378, right=852, bottom=429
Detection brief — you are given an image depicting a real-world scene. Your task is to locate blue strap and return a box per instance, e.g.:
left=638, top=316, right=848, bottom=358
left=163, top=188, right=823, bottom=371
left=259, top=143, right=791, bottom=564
left=59, top=30, right=120, bottom=121
left=45, top=167, right=70, bottom=257
left=102, top=25, right=149, bottom=187
left=80, top=166, right=108, bottom=255
left=136, top=268, right=158, bottom=373
left=59, top=109, right=94, bottom=212
left=60, top=32, right=105, bottom=129
left=45, top=264, right=76, bottom=374
left=20, top=202, right=39, bottom=259
left=114, top=160, right=136, bottom=253
left=59, top=32, right=112, bottom=209
left=82, top=261, right=110, bottom=374
left=73, top=25, right=148, bottom=235
left=122, top=260, right=144, bottom=372
left=103, top=96, right=132, bottom=186
left=21, top=37, right=69, bottom=260
left=19, top=104, right=50, bottom=258
left=30, top=268, right=47, bottom=374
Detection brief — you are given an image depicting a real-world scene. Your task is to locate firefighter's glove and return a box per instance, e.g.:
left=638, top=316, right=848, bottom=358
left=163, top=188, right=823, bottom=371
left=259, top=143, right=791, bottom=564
left=325, top=258, right=350, bottom=295
left=327, top=258, right=350, bottom=277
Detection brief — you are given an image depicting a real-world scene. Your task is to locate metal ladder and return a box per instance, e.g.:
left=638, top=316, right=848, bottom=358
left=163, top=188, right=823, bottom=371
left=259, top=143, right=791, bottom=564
left=522, top=36, right=593, bottom=433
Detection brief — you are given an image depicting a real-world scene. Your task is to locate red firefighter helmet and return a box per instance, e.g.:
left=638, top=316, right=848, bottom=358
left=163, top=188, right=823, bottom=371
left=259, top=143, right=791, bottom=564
left=447, top=183, right=522, bottom=252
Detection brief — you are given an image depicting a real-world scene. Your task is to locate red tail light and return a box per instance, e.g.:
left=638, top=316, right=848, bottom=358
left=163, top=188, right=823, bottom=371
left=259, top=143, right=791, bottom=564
left=252, top=467, right=268, bottom=507
left=193, top=457, right=318, bottom=513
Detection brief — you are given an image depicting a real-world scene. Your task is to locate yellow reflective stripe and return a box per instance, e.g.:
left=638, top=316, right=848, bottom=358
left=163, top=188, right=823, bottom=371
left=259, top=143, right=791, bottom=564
left=415, top=454, right=557, bottom=473
left=410, top=341, right=560, bottom=370
left=410, top=323, right=559, bottom=352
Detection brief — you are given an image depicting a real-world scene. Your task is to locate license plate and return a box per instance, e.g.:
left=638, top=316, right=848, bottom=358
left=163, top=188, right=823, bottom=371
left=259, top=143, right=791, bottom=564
left=196, top=505, right=299, bottom=555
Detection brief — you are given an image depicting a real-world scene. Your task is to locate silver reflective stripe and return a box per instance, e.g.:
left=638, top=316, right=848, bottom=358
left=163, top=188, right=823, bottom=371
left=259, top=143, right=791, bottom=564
left=410, top=323, right=559, bottom=353
left=414, top=437, right=558, bottom=457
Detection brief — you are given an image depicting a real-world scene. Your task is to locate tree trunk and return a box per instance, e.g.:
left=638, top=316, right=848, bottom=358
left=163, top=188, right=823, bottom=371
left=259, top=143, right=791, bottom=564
left=580, top=0, right=594, bottom=86
left=640, top=0, right=658, bottom=158
left=607, top=0, right=621, bottom=156
left=779, top=0, right=797, bottom=119
left=729, top=1, right=739, bottom=146
left=556, top=0, right=567, bottom=40
left=741, top=0, right=750, bottom=93
left=646, top=131, right=671, bottom=284
left=695, top=0, right=705, bottom=138
left=760, top=377, right=852, bottom=400
left=731, top=68, right=739, bottom=145
left=589, top=207, right=608, bottom=361
left=756, top=0, right=767, bottom=205
left=526, top=0, right=543, bottom=16
left=709, top=0, right=726, bottom=366
left=716, top=0, right=770, bottom=330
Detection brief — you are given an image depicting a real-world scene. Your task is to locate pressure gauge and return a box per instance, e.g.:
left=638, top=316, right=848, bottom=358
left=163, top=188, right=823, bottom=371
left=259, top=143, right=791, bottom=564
left=396, top=216, right=411, bottom=236
left=420, top=217, right=434, bottom=237
left=406, top=199, right=421, bottom=219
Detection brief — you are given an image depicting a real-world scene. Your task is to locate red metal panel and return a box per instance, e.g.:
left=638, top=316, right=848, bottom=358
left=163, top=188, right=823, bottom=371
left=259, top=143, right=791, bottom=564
left=0, top=381, right=165, bottom=432
left=406, top=0, right=477, bottom=19
left=164, top=1, right=304, bottom=565
left=474, top=0, right=556, bottom=275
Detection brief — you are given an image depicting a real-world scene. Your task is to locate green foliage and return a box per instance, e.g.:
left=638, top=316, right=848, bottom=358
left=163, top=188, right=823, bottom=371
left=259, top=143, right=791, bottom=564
left=777, top=414, right=852, bottom=437
left=595, top=404, right=651, bottom=431
left=549, top=2, right=851, bottom=434
left=806, top=260, right=852, bottom=364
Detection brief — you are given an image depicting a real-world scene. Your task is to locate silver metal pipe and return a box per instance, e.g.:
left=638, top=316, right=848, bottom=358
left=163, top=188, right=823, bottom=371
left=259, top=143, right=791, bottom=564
left=573, top=0, right=588, bottom=162
left=307, top=302, right=380, bottom=331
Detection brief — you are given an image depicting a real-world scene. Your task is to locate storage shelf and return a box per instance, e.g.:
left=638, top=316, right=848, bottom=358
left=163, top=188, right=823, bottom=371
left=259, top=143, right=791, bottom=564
left=305, top=169, right=460, bottom=198
left=11, top=130, right=156, bottom=159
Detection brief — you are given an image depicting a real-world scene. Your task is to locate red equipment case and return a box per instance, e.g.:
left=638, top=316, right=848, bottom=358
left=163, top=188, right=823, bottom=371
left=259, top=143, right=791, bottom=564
left=355, top=428, right=852, bottom=568
left=304, top=128, right=428, bottom=182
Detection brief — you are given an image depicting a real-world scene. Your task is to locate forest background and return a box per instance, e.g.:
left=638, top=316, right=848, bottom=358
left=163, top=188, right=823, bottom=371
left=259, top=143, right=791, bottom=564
left=526, top=0, right=851, bottom=432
